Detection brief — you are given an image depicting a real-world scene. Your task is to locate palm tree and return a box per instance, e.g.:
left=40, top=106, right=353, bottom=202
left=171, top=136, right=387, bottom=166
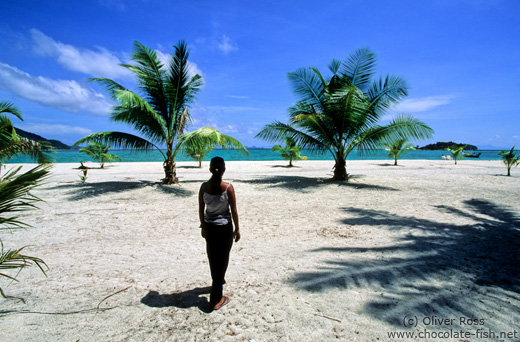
left=256, top=48, right=434, bottom=180
left=446, top=145, right=465, bottom=165
left=1, top=101, right=54, bottom=171
left=176, top=127, right=249, bottom=167
left=498, top=146, right=520, bottom=176
left=383, top=138, right=415, bottom=166
left=184, top=144, right=211, bottom=167
left=270, top=136, right=307, bottom=166
left=79, top=142, right=122, bottom=168
left=0, top=101, right=51, bottom=302
left=74, top=40, right=204, bottom=184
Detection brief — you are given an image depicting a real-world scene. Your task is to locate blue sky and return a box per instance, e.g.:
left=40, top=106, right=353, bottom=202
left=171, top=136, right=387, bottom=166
left=1, top=0, right=519, bottom=149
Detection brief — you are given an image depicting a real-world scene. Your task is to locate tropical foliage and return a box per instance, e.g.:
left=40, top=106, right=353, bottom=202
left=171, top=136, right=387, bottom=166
left=446, top=145, right=465, bottom=165
left=1, top=101, right=54, bottom=171
left=498, top=146, right=520, bottom=176
left=75, top=40, right=245, bottom=184
left=256, top=48, right=434, bottom=180
left=0, top=101, right=51, bottom=301
left=270, top=136, right=307, bottom=166
left=79, top=142, right=122, bottom=168
left=383, top=138, right=415, bottom=166
left=177, top=127, right=249, bottom=167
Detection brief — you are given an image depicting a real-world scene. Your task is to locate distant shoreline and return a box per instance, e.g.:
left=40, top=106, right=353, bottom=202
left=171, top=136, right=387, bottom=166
left=6, top=149, right=506, bottom=164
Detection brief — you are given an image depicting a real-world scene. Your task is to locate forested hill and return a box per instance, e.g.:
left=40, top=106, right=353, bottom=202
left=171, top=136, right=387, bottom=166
left=419, top=141, right=478, bottom=151
left=14, top=127, right=72, bottom=150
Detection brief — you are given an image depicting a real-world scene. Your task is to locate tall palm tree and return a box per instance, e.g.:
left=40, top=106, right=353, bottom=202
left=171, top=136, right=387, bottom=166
left=383, top=138, right=415, bottom=166
left=256, top=48, right=434, bottom=180
left=270, top=136, right=307, bottom=166
left=498, top=146, right=520, bottom=176
left=74, top=40, right=204, bottom=184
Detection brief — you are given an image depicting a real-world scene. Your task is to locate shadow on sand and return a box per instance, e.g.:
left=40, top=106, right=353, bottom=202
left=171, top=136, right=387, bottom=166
left=141, top=287, right=212, bottom=313
left=289, top=199, right=520, bottom=328
left=237, top=175, right=399, bottom=192
left=46, top=180, right=194, bottom=200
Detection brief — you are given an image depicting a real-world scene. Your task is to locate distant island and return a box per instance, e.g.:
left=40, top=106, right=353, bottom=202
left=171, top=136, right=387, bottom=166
left=14, top=127, right=72, bottom=150
left=418, top=141, right=478, bottom=151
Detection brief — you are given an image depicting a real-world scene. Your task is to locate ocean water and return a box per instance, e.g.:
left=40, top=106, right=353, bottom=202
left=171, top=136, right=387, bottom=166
left=6, top=149, right=504, bottom=164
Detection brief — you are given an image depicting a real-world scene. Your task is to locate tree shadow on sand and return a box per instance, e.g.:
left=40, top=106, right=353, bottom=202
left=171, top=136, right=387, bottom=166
left=238, top=175, right=399, bottom=192
left=141, top=287, right=212, bottom=313
left=46, top=180, right=194, bottom=200
left=289, top=199, right=520, bottom=329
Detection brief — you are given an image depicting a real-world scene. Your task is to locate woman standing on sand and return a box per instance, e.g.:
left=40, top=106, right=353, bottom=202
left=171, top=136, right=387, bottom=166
left=198, top=156, right=241, bottom=310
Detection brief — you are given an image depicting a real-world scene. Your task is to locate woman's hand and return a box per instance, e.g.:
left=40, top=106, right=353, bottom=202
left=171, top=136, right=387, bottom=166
left=200, top=223, right=207, bottom=238
left=233, top=229, right=241, bottom=242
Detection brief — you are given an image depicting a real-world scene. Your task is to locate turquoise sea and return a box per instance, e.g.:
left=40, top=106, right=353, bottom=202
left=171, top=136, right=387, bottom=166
left=7, top=149, right=504, bottom=164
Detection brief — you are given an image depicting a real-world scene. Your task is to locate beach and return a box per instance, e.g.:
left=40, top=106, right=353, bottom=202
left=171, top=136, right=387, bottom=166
left=1, top=160, right=519, bottom=341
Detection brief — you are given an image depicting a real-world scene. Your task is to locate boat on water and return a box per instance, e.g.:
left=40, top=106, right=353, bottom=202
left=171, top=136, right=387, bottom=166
left=464, top=152, right=481, bottom=158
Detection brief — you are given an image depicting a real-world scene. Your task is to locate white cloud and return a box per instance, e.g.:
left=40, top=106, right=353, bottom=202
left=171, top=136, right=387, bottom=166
left=18, top=123, right=93, bottom=135
left=206, top=105, right=260, bottom=113
left=217, top=35, right=238, bottom=55
left=394, top=95, right=453, bottom=112
left=0, top=62, right=112, bottom=116
left=30, top=29, right=130, bottom=79
left=513, top=136, right=520, bottom=140
left=225, top=94, right=250, bottom=99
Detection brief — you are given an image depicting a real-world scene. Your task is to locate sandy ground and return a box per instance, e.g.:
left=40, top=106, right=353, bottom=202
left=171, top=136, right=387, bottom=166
left=0, top=159, right=519, bottom=342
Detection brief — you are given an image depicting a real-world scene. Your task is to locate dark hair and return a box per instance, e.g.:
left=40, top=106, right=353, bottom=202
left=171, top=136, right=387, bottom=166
left=209, top=156, right=226, bottom=176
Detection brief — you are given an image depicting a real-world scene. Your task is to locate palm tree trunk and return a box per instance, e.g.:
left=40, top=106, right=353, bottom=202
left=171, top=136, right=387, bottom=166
left=394, top=156, right=398, bottom=166
left=333, top=156, right=348, bottom=181
left=163, top=143, right=178, bottom=184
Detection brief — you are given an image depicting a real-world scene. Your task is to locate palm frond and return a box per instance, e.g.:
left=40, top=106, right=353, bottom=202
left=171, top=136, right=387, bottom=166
left=340, top=48, right=377, bottom=91
left=0, top=164, right=51, bottom=230
left=88, top=78, right=126, bottom=101
left=175, top=127, right=249, bottom=158
left=111, top=89, right=167, bottom=143
left=287, top=68, right=326, bottom=111
left=366, top=75, right=408, bottom=118
left=127, top=41, right=169, bottom=118
left=167, top=41, right=203, bottom=137
left=350, top=114, right=433, bottom=156
left=74, top=131, right=163, bottom=158
left=0, top=244, right=48, bottom=279
left=0, top=101, right=23, bottom=121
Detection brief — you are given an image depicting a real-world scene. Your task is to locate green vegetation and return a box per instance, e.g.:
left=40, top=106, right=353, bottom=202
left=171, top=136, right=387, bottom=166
left=270, top=136, right=307, bottom=166
left=13, top=127, right=71, bottom=150
left=382, top=138, right=415, bottom=166
left=75, top=40, right=245, bottom=184
left=256, top=48, right=433, bottom=180
left=420, top=141, right=478, bottom=151
left=446, top=145, right=465, bottom=165
left=1, top=102, right=54, bottom=170
left=79, top=142, right=122, bottom=168
left=0, top=101, right=51, bottom=302
left=498, top=146, right=520, bottom=176
left=177, top=127, right=248, bottom=167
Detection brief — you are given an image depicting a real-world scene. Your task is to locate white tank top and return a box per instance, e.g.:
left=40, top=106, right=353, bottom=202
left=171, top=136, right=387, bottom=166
left=203, top=183, right=231, bottom=225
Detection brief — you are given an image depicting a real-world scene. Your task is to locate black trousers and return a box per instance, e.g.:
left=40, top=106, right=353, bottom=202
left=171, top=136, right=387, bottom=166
left=205, top=222, right=233, bottom=306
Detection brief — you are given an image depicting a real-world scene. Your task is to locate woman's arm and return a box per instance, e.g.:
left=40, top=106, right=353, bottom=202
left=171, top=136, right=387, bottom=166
left=198, top=184, right=207, bottom=238
left=227, top=184, right=241, bottom=242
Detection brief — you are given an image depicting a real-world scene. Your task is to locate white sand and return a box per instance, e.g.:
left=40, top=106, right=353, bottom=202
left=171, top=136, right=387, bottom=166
left=1, top=160, right=519, bottom=341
